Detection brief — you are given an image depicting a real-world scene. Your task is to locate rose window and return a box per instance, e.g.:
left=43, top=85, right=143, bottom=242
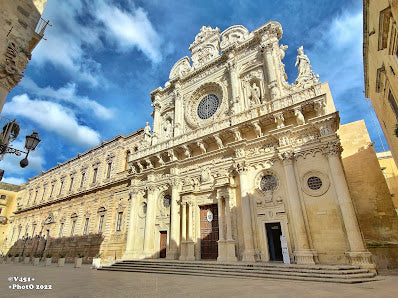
left=260, top=175, right=278, bottom=191
left=197, top=94, right=220, bottom=119
left=307, top=176, right=322, bottom=190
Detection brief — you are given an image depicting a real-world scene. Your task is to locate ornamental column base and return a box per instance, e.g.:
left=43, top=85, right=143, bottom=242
left=186, top=240, right=195, bottom=261
left=179, top=242, right=187, bottom=261
left=293, top=250, right=317, bottom=265
left=242, top=249, right=256, bottom=262
left=345, top=251, right=376, bottom=273
left=217, top=240, right=237, bottom=262
left=166, top=249, right=178, bottom=260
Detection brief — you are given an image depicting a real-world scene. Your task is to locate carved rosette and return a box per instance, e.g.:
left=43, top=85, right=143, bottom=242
left=184, top=82, right=227, bottom=129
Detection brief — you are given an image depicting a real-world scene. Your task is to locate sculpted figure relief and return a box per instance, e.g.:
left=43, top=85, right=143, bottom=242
left=164, top=119, right=173, bottom=139
left=249, top=82, right=261, bottom=105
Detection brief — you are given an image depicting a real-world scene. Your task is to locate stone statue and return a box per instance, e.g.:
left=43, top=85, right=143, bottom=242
left=294, top=109, right=305, bottom=125
left=164, top=119, right=173, bottom=139
left=249, top=82, right=261, bottom=105
left=295, top=46, right=319, bottom=88
left=144, top=122, right=151, bottom=143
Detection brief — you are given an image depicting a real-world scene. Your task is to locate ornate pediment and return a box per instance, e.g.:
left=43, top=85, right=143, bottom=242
left=169, top=56, right=191, bottom=80
left=220, top=25, right=250, bottom=50
left=189, top=26, right=220, bottom=69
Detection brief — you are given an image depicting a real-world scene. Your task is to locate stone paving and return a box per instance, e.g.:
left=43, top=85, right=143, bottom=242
left=0, top=262, right=398, bottom=298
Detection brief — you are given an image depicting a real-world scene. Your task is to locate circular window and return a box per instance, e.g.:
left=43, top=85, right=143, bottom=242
left=163, top=195, right=171, bottom=208
left=307, top=176, right=322, bottom=190
left=197, top=94, right=220, bottom=119
left=260, top=175, right=278, bottom=191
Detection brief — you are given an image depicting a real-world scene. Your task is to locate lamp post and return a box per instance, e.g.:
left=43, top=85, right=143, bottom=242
left=0, top=125, right=41, bottom=180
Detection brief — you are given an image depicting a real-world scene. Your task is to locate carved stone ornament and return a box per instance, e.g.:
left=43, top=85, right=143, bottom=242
left=323, top=141, right=343, bottom=156
left=189, top=26, right=220, bottom=69
left=0, top=41, right=29, bottom=91
left=220, top=25, right=250, bottom=50
left=185, top=82, right=227, bottom=128
left=169, top=56, right=192, bottom=80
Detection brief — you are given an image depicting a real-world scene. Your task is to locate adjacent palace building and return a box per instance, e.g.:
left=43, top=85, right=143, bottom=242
left=2, top=21, right=383, bottom=269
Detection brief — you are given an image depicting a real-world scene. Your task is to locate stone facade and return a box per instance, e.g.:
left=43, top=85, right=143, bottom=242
left=339, top=120, right=398, bottom=268
left=0, top=182, right=20, bottom=253
left=0, top=0, right=49, bottom=112
left=2, top=21, right=378, bottom=270
left=363, top=0, right=398, bottom=166
left=377, top=150, right=398, bottom=214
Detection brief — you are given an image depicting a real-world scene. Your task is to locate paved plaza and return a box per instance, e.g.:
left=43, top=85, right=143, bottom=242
left=0, top=262, right=398, bottom=298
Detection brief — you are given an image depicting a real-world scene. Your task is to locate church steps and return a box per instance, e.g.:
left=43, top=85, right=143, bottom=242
left=98, top=261, right=377, bottom=283
left=111, top=262, right=369, bottom=275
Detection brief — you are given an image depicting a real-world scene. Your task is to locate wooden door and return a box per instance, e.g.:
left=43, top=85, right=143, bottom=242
left=200, top=204, right=218, bottom=259
left=159, top=231, right=167, bottom=258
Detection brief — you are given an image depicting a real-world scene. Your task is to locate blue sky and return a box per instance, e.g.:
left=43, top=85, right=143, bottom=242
left=1, top=0, right=386, bottom=184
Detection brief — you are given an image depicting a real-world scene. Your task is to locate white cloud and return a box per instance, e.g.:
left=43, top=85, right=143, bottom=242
left=2, top=177, right=27, bottom=185
left=95, top=1, right=162, bottom=62
left=20, top=77, right=115, bottom=120
left=307, top=11, right=364, bottom=99
left=33, top=0, right=162, bottom=85
left=2, top=94, right=101, bottom=148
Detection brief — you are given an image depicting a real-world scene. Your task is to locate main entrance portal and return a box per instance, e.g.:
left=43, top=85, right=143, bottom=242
left=266, top=222, right=283, bottom=261
left=159, top=231, right=167, bottom=258
left=200, top=204, right=218, bottom=259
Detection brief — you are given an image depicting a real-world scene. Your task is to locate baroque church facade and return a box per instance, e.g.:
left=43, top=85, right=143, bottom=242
left=2, top=21, right=375, bottom=269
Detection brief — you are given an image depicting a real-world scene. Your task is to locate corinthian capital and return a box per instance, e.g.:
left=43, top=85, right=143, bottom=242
left=323, top=141, right=343, bottom=157
left=278, top=150, right=294, bottom=162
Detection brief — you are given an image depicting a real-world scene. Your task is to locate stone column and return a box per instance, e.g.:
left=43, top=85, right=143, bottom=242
left=179, top=202, right=187, bottom=260
left=186, top=202, right=195, bottom=261
left=218, top=193, right=238, bottom=262
left=225, top=197, right=233, bottom=241
left=237, top=165, right=255, bottom=262
left=173, top=87, right=184, bottom=137
left=217, top=196, right=225, bottom=241
left=122, top=189, right=138, bottom=259
left=281, top=152, right=316, bottom=264
left=143, top=186, right=157, bottom=258
left=261, top=44, right=279, bottom=99
left=227, top=58, right=240, bottom=114
left=167, top=179, right=181, bottom=259
left=151, top=101, right=161, bottom=144
left=324, top=142, right=374, bottom=269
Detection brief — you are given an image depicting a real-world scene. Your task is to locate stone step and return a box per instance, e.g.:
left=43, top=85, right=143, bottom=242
left=115, top=261, right=367, bottom=275
left=107, top=264, right=375, bottom=279
left=118, top=259, right=360, bottom=271
left=98, top=265, right=377, bottom=284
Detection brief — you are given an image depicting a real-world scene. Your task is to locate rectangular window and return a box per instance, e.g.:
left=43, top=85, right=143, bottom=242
left=116, top=212, right=123, bottom=231
left=58, top=180, right=64, bottom=195
left=50, top=184, right=55, bottom=197
left=80, top=172, right=85, bottom=188
left=83, top=218, right=89, bottom=235
left=41, top=187, right=46, bottom=201
left=98, top=215, right=104, bottom=233
left=92, top=168, right=98, bottom=183
left=59, top=223, right=64, bottom=237
left=70, top=220, right=76, bottom=236
left=33, top=190, right=38, bottom=204
left=388, top=91, right=398, bottom=121
left=106, top=162, right=112, bottom=178
left=69, top=177, right=74, bottom=191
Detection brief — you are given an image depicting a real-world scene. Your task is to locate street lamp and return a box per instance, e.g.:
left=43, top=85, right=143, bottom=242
left=0, top=118, right=41, bottom=180
left=19, top=131, right=41, bottom=168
